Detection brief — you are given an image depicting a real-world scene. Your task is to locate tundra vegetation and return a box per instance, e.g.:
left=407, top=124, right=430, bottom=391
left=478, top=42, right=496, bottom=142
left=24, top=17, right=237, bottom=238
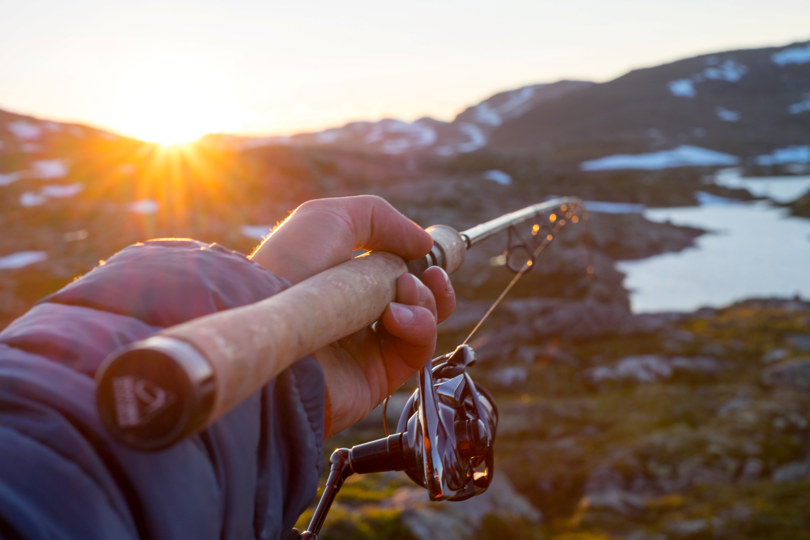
left=1, top=103, right=809, bottom=539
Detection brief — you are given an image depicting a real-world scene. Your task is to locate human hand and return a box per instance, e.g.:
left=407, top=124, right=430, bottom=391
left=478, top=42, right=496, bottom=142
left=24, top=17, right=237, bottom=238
left=250, top=195, right=455, bottom=437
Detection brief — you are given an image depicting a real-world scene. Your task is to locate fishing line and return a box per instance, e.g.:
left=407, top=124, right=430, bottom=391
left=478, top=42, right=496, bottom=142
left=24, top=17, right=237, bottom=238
left=383, top=201, right=584, bottom=436
left=460, top=206, right=580, bottom=347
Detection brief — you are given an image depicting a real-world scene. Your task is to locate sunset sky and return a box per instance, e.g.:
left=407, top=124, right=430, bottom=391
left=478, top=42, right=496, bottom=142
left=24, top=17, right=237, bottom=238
left=1, top=0, right=808, bottom=143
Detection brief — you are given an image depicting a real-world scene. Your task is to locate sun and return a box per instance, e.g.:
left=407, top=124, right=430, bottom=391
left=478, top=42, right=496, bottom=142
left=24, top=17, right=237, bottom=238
left=114, top=59, right=244, bottom=146
left=134, top=112, right=211, bottom=146
left=124, top=93, right=239, bottom=146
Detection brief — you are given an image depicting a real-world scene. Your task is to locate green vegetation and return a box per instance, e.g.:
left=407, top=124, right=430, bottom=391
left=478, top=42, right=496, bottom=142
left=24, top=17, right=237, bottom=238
left=3, top=118, right=809, bottom=538
left=304, top=299, right=810, bottom=539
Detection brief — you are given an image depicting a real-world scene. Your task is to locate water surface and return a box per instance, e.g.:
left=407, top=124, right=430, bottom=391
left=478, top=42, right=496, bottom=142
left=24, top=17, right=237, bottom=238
left=618, top=184, right=810, bottom=312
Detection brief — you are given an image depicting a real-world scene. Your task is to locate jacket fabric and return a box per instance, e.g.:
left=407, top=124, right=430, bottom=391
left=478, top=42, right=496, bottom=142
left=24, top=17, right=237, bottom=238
left=0, top=240, right=325, bottom=539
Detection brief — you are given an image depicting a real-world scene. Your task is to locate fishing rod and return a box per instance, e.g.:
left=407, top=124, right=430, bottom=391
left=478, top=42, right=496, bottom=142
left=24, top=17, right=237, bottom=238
left=95, top=196, right=583, bottom=453
left=96, top=196, right=583, bottom=537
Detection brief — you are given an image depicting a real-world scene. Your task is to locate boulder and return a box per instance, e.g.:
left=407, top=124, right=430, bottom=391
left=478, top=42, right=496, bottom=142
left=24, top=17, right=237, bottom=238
left=585, top=355, right=722, bottom=385
left=786, top=333, right=810, bottom=353
left=761, top=357, right=810, bottom=390
left=384, top=473, right=542, bottom=540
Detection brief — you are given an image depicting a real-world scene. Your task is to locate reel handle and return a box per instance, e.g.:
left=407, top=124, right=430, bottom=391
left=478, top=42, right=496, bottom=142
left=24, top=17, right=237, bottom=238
left=301, top=345, right=497, bottom=538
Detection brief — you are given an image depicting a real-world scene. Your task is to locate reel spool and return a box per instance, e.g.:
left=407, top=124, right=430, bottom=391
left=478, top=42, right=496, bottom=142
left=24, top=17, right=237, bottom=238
left=300, top=344, right=498, bottom=537
left=396, top=344, right=497, bottom=501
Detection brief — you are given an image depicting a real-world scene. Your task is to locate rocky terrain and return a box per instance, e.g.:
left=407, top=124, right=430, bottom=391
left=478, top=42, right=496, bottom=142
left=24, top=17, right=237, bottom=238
left=303, top=298, right=810, bottom=540
left=1, top=37, right=809, bottom=540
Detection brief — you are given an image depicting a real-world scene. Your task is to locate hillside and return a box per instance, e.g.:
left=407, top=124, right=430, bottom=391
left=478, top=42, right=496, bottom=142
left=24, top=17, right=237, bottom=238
left=2, top=37, right=810, bottom=540
left=232, top=80, right=594, bottom=158
left=488, top=40, right=810, bottom=167
left=229, top=39, right=810, bottom=174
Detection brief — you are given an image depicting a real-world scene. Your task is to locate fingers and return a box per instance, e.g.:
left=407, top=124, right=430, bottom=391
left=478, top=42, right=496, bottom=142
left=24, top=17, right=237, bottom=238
left=332, top=196, right=433, bottom=260
left=250, top=195, right=432, bottom=283
left=379, top=274, right=438, bottom=362
left=388, top=267, right=454, bottom=324
left=420, top=266, right=455, bottom=323
left=377, top=268, right=455, bottom=379
left=396, top=272, right=438, bottom=320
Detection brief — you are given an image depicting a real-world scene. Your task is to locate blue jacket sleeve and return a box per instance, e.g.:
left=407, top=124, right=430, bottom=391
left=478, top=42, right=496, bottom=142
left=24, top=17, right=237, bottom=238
left=0, top=240, right=324, bottom=540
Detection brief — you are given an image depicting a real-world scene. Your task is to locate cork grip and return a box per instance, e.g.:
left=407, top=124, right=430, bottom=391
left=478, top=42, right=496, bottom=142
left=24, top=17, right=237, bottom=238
left=171, top=251, right=406, bottom=422
left=96, top=226, right=466, bottom=450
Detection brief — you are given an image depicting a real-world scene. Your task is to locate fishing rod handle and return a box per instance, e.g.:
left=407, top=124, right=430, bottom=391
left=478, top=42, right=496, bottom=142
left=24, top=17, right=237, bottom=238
left=95, top=225, right=466, bottom=451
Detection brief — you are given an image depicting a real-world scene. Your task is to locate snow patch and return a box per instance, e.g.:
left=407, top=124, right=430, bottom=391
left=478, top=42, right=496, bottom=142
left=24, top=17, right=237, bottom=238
left=241, top=225, right=272, bottom=239
left=0, top=171, right=23, bottom=186
left=703, top=60, right=747, bottom=82
left=455, top=123, right=487, bottom=153
left=130, top=199, right=159, bottom=214
left=0, top=251, right=48, bottom=270
left=411, top=120, right=438, bottom=147
left=31, top=159, right=69, bottom=179
left=482, top=170, right=512, bottom=186
left=755, top=146, right=810, bottom=166
left=668, top=59, right=748, bottom=98
left=668, top=79, right=696, bottom=98
left=7, top=120, right=43, bottom=140
left=316, top=129, right=342, bottom=144
left=382, top=138, right=415, bottom=154
left=472, top=102, right=502, bottom=126
left=468, top=84, right=542, bottom=126
left=715, top=107, right=741, bottom=122
left=18, top=183, right=83, bottom=206
left=20, top=192, right=47, bottom=207
left=362, top=123, right=386, bottom=144
left=772, top=43, right=810, bottom=66
left=41, top=183, right=83, bottom=198
left=788, top=94, right=810, bottom=114
left=583, top=201, right=645, bottom=214
left=588, top=355, right=673, bottom=383
left=695, top=191, right=741, bottom=206
left=375, top=119, right=437, bottom=153
left=500, top=86, right=540, bottom=116
left=580, top=145, right=740, bottom=171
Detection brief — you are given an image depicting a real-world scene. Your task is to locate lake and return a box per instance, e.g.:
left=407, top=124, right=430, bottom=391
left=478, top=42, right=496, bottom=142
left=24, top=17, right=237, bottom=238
left=617, top=173, right=810, bottom=313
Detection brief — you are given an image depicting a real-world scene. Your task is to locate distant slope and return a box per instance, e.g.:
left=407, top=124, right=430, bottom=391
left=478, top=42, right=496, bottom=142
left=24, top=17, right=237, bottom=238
left=235, top=80, right=594, bottom=157
left=488, top=40, right=810, bottom=166
left=236, top=39, right=810, bottom=170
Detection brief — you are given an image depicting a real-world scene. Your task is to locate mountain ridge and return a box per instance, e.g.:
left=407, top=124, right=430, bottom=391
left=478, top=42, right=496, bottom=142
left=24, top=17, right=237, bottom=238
left=1, top=37, right=808, bottom=172
left=226, top=38, right=810, bottom=170
left=486, top=39, right=810, bottom=164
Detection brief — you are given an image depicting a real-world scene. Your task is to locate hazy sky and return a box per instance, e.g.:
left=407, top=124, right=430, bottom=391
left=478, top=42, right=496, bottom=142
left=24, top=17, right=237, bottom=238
left=1, top=0, right=808, bottom=141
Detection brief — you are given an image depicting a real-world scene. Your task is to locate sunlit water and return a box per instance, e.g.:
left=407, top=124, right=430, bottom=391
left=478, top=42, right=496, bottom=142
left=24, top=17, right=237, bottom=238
left=714, top=169, right=810, bottom=203
left=618, top=174, right=810, bottom=313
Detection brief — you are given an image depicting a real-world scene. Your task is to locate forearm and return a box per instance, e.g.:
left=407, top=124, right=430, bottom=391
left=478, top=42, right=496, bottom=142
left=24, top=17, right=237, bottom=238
left=0, top=239, right=325, bottom=539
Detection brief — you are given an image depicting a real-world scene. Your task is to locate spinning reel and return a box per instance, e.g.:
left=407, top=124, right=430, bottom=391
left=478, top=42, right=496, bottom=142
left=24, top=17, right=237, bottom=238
left=300, top=344, right=497, bottom=538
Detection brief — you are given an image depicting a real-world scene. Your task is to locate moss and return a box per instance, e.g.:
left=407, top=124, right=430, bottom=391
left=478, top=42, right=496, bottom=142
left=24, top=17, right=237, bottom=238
left=336, top=474, right=407, bottom=504
left=316, top=506, right=417, bottom=540
left=301, top=299, right=810, bottom=538
left=549, top=533, right=617, bottom=540
left=295, top=504, right=417, bottom=540
left=477, top=513, right=545, bottom=539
